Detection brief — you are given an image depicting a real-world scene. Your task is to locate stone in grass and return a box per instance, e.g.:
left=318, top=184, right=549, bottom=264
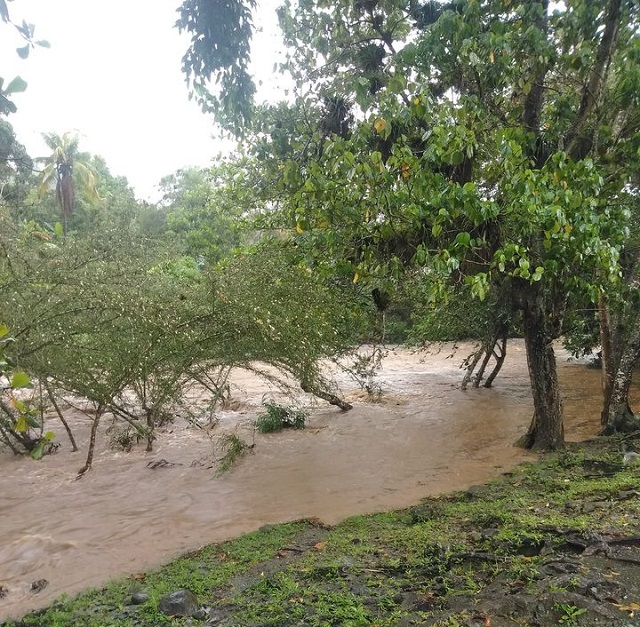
left=130, top=591, right=149, bottom=605
left=159, top=589, right=200, bottom=617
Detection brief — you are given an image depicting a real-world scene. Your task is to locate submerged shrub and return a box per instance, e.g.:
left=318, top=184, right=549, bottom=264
left=217, top=433, right=251, bottom=475
left=256, top=401, right=307, bottom=433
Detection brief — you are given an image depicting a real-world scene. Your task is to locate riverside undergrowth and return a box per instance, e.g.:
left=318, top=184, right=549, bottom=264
left=5, top=436, right=640, bottom=627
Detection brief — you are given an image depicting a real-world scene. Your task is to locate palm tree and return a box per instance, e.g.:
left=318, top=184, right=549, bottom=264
left=37, top=132, right=99, bottom=234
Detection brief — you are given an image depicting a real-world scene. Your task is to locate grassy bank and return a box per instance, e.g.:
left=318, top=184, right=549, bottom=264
left=5, top=436, right=640, bottom=627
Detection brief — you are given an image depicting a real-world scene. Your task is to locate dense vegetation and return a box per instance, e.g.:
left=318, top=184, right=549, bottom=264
left=1, top=2, right=639, bottom=460
left=177, top=0, right=640, bottom=449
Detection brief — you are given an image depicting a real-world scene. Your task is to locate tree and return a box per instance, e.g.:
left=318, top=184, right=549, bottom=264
left=176, top=0, right=257, bottom=135
left=0, top=215, right=205, bottom=470
left=37, top=132, right=99, bottom=234
left=599, top=195, right=640, bottom=434
left=0, top=119, right=33, bottom=206
left=0, top=208, right=357, bottom=470
left=160, top=165, right=245, bottom=263
left=177, top=0, right=639, bottom=450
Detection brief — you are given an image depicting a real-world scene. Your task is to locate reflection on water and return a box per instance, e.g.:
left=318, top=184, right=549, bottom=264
left=0, top=341, right=607, bottom=620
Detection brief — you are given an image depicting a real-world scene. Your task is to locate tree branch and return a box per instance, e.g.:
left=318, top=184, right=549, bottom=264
left=564, top=0, right=623, bottom=159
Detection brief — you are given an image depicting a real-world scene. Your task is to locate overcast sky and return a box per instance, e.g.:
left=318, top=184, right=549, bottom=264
left=2, top=0, right=285, bottom=200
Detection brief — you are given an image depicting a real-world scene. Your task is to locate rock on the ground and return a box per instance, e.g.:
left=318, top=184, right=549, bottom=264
left=130, top=591, right=149, bottom=605
left=159, top=589, right=200, bottom=617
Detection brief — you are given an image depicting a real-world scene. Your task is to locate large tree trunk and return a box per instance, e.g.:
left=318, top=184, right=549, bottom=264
left=598, top=293, right=616, bottom=425
left=517, top=287, right=564, bottom=451
left=603, top=315, right=640, bottom=434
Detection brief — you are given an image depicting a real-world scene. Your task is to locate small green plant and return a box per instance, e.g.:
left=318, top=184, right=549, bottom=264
left=0, top=323, right=55, bottom=458
left=556, top=602, right=587, bottom=625
left=107, top=424, right=144, bottom=452
left=255, top=401, right=307, bottom=433
left=217, top=433, right=250, bottom=475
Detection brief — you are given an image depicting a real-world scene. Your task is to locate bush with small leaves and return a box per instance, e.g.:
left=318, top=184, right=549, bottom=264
left=256, top=401, right=307, bottom=433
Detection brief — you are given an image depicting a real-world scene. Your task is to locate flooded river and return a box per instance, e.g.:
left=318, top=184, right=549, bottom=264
left=0, top=341, right=607, bottom=620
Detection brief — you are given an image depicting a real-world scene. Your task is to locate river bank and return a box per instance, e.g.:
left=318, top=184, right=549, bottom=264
left=5, top=436, right=640, bottom=626
left=0, top=341, right=614, bottom=622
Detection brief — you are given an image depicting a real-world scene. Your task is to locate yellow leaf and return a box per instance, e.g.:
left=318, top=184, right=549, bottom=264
left=295, top=223, right=304, bottom=234
left=353, top=272, right=359, bottom=284
left=374, top=118, right=387, bottom=134
left=613, top=601, right=640, bottom=614
left=489, top=50, right=495, bottom=63
left=15, top=415, right=28, bottom=433
left=413, top=96, right=421, bottom=105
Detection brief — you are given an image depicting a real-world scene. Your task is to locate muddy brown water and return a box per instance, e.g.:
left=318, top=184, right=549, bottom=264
left=0, top=341, right=610, bottom=620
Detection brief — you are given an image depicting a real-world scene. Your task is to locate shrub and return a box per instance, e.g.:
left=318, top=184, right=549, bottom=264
left=255, top=401, right=307, bottom=433
left=217, top=433, right=250, bottom=475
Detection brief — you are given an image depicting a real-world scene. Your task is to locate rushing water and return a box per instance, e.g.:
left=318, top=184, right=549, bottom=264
left=0, top=341, right=607, bottom=620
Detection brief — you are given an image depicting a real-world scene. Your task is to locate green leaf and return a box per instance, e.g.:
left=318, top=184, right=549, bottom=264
left=455, top=231, right=471, bottom=247
left=35, top=39, right=51, bottom=48
left=0, top=323, right=8, bottom=338
left=10, top=371, right=31, bottom=389
left=0, top=94, right=18, bottom=114
left=26, top=414, right=41, bottom=429
left=5, top=76, right=27, bottom=94
left=30, top=441, right=45, bottom=460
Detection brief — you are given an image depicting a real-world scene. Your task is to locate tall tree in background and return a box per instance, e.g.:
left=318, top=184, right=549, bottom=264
left=38, top=132, right=99, bottom=234
left=0, top=119, right=32, bottom=206
left=160, top=166, right=245, bottom=262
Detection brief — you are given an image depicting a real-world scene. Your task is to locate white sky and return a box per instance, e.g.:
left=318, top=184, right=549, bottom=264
left=2, top=0, right=286, bottom=201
